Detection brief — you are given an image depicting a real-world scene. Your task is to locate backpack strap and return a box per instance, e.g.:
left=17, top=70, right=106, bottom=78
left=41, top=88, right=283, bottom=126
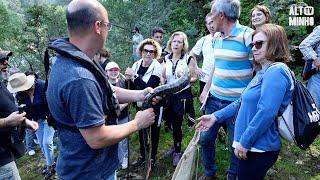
left=44, top=48, right=50, bottom=92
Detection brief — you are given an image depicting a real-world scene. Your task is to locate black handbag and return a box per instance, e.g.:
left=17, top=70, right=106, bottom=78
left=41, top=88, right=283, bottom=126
left=301, top=59, right=318, bottom=80
left=7, top=124, right=27, bottom=159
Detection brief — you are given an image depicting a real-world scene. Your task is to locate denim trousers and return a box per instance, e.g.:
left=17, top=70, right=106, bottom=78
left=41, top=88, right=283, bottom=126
left=307, top=72, right=320, bottom=107
left=25, top=128, right=37, bottom=151
left=117, top=116, right=128, bottom=164
left=105, top=171, right=116, bottom=180
left=238, top=151, right=279, bottom=180
left=36, top=119, right=55, bottom=166
left=0, top=161, right=21, bottom=180
left=199, top=94, right=239, bottom=176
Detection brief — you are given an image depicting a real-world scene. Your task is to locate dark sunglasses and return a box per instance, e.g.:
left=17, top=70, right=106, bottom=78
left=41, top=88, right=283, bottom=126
left=249, top=40, right=266, bottom=49
left=0, top=58, right=8, bottom=64
left=143, top=49, right=156, bottom=54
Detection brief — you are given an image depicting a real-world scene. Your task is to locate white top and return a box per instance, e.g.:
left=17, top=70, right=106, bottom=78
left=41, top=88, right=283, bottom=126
left=191, top=33, right=218, bottom=82
left=164, top=54, right=190, bottom=92
left=132, top=59, right=162, bottom=83
left=131, top=59, right=162, bottom=107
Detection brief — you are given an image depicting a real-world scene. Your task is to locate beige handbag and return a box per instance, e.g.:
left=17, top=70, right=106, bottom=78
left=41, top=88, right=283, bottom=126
left=171, top=131, right=201, bottom=180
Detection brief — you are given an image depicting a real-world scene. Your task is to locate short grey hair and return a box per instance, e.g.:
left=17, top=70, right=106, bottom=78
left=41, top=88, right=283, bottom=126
left=211, top=0, right=240, bottom=22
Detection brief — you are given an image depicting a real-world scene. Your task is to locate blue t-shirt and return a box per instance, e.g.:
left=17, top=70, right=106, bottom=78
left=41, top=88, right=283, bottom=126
left=47, top=55, right=119, bottom=179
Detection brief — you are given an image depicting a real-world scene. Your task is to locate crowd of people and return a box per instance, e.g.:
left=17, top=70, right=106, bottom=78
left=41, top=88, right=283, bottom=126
left=0, top=0, right=319, bottom=180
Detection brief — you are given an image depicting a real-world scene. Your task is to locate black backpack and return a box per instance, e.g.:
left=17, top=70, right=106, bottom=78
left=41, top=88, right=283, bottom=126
left=277, top=64, right=320, bottom=150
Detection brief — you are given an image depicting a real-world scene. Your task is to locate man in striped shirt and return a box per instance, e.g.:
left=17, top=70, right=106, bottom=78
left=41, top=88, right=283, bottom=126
left=198, top=0, right=253, bottom=179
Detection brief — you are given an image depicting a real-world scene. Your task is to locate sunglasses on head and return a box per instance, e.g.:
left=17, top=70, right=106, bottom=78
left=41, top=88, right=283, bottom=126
left=143, top=49, right=155, bottom=54
left=249, top=40, right=266, bottom=49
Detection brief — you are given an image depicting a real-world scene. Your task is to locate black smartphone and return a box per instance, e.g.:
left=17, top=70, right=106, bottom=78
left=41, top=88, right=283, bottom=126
left=17, top=104, right=26, bottom=114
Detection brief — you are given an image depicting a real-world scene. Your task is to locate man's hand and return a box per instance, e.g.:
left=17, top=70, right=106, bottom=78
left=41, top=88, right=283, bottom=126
left=314, top=57, right=320, bottom=71
left=4, top=111, right=26, bottom=127
left=234, top=143, right=248, bottom=160
left=195, top=114, right=217, bottom=132
left=25, top=119, right=38, bottom=132
left=135, top=108, right=155, bottom=130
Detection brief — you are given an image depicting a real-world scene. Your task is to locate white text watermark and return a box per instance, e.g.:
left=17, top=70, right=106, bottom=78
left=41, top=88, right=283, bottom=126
left=289, top=4, right=314, bottom=26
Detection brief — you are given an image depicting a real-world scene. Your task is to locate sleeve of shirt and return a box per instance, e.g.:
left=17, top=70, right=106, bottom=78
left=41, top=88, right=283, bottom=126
left=299, top=26, right=320, bottom=60
left=190, top=37, right=205, bottom=56
left=239, top=67, right=291, bottom=149
left=63, top=78, right=105, bottom=129
left=214, top=99, right=240, bottom=123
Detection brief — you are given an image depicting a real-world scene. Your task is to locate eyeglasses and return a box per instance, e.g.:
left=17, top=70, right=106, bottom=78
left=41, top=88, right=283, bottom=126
left=143, top=49, right=156, bottom=54
left=99, top=21, right=112, bottom=32
left=249, top=40, right=266, bottom=49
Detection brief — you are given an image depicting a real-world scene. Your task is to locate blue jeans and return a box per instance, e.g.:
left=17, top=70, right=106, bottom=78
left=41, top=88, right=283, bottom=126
left=105, top=171, right=116, bottom=180
left=0, top=161, right=21, bottom=180
left=25, top=128, right=36, bottom=151
left=307, top=72, right=320, bottom=107
left=36, top=119, right=55, bottom=166
left=117, top=116, right=128, bottom=164
left=200, top=94, right=239, bottom=176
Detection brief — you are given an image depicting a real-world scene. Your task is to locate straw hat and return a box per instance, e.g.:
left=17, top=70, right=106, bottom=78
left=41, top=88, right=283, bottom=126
left=7, top=73, right=35, bottom=93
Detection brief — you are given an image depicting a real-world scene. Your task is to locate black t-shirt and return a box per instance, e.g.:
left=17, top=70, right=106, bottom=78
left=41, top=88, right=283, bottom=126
left=0, top=81, right=18, bottom=166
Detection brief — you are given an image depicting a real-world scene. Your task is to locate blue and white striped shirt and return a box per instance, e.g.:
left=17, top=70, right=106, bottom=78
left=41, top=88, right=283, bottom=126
left=210, top=22, right=254, bottom=101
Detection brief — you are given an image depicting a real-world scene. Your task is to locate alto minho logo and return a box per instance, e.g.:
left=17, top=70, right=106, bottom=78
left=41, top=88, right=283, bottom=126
left=289, top=4, right=314, bottom=26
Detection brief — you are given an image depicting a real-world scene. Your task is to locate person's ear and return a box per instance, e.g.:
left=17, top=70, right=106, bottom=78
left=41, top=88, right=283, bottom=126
left=94, top=21, right=102, bottom=34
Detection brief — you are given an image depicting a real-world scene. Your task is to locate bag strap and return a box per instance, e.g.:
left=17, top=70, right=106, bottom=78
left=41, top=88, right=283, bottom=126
left=280, top=113, right=298, bottom=144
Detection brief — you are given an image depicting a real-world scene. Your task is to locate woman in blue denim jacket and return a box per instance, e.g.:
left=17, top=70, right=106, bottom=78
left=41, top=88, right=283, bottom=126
left=197, top=24, right=293, bottom=180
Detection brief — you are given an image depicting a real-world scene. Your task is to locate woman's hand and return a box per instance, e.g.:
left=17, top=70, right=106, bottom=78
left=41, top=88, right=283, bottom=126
left=234, top=143, right=248, bottom=160
left=195, top=114, right=217, bottom=132
left=25, top=119, right=38, bottom=132
left=125, top=67, right=135, bottom=80
left=196, top=67, right=205, bottom=78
